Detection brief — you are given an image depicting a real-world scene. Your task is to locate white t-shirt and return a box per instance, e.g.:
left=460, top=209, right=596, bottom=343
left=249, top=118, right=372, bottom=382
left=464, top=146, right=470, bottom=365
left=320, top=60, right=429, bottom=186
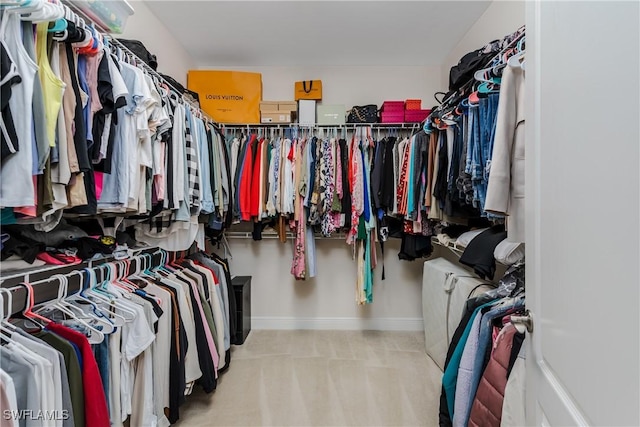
left=8, top=341, right=54, bottom=427
left=118, top=299, right=155, bottom=422
left=130, top=295, right=158, bottom=427
left=160, top=278, right=202, bottom=385
left=0, top=369, right=19, bottom=427
left=109, top=327, right=123, bottom=427
left=12, top=333, right=63, bottom=427
left=145, top=283, right=172, bottom=427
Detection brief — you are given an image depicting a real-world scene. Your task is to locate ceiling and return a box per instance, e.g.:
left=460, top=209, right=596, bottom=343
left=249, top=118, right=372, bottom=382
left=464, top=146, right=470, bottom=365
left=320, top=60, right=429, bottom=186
left=143, top=1, right=491, bottom=67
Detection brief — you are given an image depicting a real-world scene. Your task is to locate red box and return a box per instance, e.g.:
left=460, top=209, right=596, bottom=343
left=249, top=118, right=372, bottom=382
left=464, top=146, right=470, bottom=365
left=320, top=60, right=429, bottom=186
left=404, top=109, right=431, bottom=123
left=381, top=101, right=405, bottom=112
left=381, top=111, right=405, bottom=123
left=405, top=99, right=422, bottom=110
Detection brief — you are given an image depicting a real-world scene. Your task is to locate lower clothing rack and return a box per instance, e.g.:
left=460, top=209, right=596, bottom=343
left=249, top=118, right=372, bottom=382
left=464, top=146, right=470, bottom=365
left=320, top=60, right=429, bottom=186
left=0, top=247, right=163, bottom=317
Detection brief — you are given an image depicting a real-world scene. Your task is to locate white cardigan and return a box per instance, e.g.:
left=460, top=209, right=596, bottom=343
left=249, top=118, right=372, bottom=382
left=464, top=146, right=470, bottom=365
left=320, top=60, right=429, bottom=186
left=485, top=62, right=526, bottom=243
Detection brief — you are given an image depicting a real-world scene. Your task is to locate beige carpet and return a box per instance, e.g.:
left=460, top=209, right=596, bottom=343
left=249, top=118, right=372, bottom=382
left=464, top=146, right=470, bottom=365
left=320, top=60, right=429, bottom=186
left=175, top=330, right=442, bottom=427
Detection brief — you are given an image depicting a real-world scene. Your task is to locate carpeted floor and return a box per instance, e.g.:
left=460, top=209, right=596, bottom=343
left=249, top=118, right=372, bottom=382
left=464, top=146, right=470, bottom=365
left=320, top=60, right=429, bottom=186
left=174, top=330, right=442, bottom=427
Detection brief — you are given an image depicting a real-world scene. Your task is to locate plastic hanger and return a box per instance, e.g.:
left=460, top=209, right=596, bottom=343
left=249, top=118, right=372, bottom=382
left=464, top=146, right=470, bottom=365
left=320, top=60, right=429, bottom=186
left=0, top=0, right=33, bottom=8
left=0, top=289, right=18, bottom=344
left=34, top=275, right=107, bottom=343
left=67, top=270, right=126, bottom=327
left=7, top=0, right=42, bottom=17
left=88, top=267, right=137, bottom=320
left=507, top=51, right=526, bottom=70
left=18, top=282, right=51, bottom=325
left=61, top=272, right=119, bottom=330
left=24, top=0, right=64, bottom=22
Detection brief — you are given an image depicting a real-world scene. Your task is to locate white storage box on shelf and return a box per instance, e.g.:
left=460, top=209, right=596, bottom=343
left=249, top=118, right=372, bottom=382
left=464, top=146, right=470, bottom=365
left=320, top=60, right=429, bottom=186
left=422, top=257, right=494, bottom=371
left=68, top=0, right=135, bottom=34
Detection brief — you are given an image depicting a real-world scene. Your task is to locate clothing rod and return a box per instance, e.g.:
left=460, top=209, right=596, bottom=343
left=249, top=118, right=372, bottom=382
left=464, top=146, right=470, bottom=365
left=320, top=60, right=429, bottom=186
left=225, top=232, right=347, bottom=240
left=1, top=249, right=167, bottom=317
left=425, top=26, right=525, bottom=124
left=0, top=247, right=159, bottom=283
left=60, top=1, right=219, bottom=128
left=107, top=38, right=218, bottom=127
left=220, top=123, right=419, bottom=128
left=62, top=0, right=112, bottom=34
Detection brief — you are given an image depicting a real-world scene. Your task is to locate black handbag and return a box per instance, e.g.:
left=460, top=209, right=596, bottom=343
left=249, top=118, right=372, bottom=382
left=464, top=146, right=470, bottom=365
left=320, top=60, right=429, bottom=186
left=347, top=104, right=379, bottom=123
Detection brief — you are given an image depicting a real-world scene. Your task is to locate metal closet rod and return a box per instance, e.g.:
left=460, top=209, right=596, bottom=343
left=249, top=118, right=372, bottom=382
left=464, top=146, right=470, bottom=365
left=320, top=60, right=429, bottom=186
left=107, top=38, right=219, bottom=126
left=0, top=247, right=167, bottom=316
left=0, top=247, right=160, bottom=283
left=220, top=123, right=421, bottom=128
left=225, top=231, right=347, bottom=240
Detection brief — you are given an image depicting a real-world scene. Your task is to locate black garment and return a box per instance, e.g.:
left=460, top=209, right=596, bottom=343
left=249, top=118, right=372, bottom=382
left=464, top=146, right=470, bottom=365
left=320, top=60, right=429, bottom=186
left=507, top=332, right=525, bottom=377
left=339, top=138, right=352, bottom=231
left=118, top=39, right=158, bottom=70
left=445, top=123, right=463, bottom=216
left=398, top=234, right=433, bottom=261
left=181, top=263, right=210, bottom=300
left=459, top=224, right=507, bottom=279
left=370, top=139, right=385, bottom=210
left=156, top=282, right=187, bottom=424
left=412, top=132, right=428, bottom=220
left=380, top=136, right=396, bottom=211
left=1, top=43, right=21, bottom=161
left=219, top=131, right=234, bottom=229
left=439, top=293, right=499, bottom=427
left=433, top=132, right=450, bottom=206
left=58, top=237, right=113, bottom=260
left=0, top=233, right=44, bottom=263
left=173, top=275, right=217, bottom=393
left=441, top=224, right=471, bottom=239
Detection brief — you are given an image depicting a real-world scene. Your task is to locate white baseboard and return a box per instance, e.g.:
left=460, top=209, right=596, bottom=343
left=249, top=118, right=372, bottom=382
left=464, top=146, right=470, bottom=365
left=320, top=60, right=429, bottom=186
left=251, top=316, right=424, bottom=331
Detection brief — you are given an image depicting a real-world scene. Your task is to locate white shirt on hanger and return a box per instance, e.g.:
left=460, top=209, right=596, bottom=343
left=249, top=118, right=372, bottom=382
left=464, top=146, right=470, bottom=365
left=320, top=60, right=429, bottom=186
left=160, top=277, right=202, bottom=386
left=144, top=283, right=173, bottom=427
left=12, top=332, right=64, bottom=427
left=0, top=369, right=19, bottom=427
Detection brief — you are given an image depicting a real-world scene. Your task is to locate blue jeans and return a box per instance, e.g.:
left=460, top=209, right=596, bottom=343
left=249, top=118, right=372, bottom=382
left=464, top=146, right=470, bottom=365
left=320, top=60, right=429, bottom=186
left=92, top=339, right=110, bottom=413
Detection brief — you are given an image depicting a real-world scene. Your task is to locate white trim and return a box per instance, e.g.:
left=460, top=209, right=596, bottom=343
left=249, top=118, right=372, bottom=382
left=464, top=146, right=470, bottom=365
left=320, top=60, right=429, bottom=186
left=251, top=316, right=424, bottom=331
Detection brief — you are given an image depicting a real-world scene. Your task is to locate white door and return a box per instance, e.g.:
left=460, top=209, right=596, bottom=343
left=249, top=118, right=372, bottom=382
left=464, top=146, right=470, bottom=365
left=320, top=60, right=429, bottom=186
left=526, top=1, right=639, bottom=426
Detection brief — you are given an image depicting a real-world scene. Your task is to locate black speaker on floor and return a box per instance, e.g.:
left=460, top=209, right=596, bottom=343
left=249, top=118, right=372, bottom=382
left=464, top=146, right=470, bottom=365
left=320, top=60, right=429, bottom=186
left=232, top=276, right=251, bottom=344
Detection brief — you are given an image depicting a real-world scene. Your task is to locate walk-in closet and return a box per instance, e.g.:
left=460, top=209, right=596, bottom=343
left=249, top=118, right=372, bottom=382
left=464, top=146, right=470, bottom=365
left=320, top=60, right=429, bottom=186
left=0, top=1, right=638, bottom=426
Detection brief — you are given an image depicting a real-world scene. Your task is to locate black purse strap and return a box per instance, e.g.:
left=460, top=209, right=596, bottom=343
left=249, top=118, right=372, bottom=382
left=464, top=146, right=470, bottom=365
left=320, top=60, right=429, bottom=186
left=303, top=81, right=313, bottom=93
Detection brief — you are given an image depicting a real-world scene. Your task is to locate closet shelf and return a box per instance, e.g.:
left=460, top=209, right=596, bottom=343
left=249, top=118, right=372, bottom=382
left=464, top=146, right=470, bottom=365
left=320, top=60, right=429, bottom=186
left=0, top=247, right=159, bottom=284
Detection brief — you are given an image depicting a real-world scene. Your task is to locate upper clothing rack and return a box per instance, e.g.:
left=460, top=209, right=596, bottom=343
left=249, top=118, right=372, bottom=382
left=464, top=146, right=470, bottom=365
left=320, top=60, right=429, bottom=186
left=62, top=0, right=219, bottom=127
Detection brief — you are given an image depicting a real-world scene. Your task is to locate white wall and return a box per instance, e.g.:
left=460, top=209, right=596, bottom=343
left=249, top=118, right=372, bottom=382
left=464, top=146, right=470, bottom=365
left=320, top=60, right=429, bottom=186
left=195, top=65, right=443, bottom=111
left=197, top=64, right=441, bottom=330
left=218, top=239, right=430, bottom=331
left=120, top=0, right=195, bottom=85
left=441, top=1, right=526, bottom=88
left=194, top=2, right=522, bottom=331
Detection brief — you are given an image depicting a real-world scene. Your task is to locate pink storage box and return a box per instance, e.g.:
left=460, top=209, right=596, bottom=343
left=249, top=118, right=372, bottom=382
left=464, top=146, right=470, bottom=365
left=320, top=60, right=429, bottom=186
left=381, top=101, right=405, bottom=112
left=381, top=111, right=405, bottom=123
left=405, top=109, right=431, bottom=123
